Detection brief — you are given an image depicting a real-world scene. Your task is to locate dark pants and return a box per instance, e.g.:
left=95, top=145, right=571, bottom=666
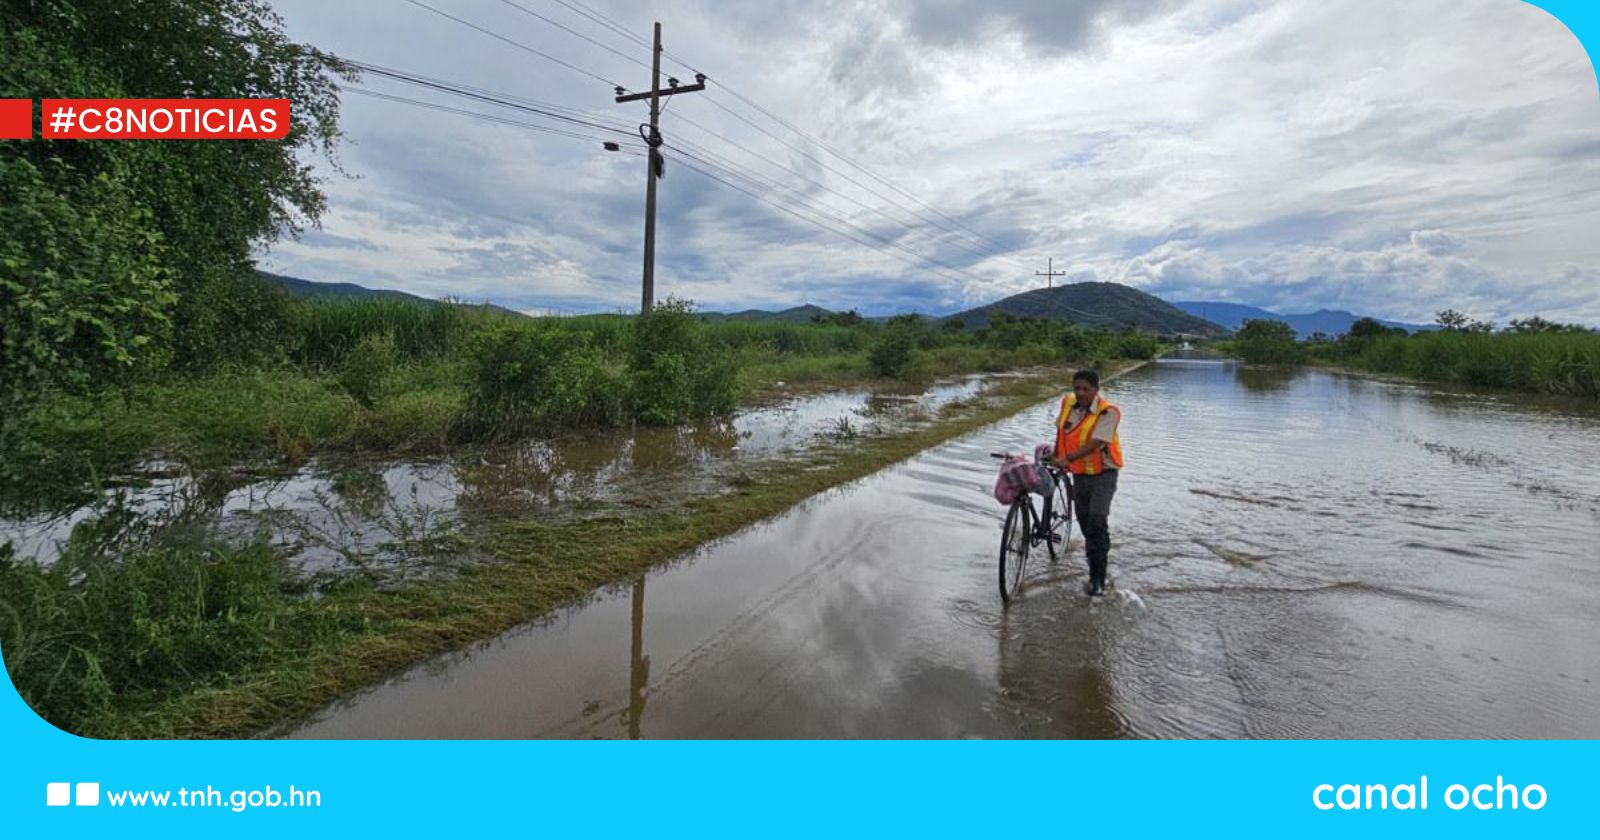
left=1072, top=470, right=1118, bottom=587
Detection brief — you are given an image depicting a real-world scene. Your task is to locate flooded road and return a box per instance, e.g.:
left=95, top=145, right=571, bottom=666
left=290, top=359, right=1600, bottom=739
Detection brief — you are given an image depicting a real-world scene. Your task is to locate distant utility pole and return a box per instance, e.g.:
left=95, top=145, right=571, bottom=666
left=614, top=22, right=706, bottom=314
left=1036, top=258, right=1065, bottom=289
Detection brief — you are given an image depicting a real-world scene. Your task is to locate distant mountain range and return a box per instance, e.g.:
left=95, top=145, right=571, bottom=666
left=1172, top=301, right=1433, bottom=338
left=699, top=304, right=837, bottom=324
left=268, top=270, right=1439, bottom=340
left=701, top=283, right=1226, bottom=335
left=260, top=271, right=528, bottom=319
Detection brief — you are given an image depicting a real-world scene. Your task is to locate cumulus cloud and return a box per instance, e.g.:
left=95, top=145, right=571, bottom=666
left=260, top=0, right=1600, bottom=325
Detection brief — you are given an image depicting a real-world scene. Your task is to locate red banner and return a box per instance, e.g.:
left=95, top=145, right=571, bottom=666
left=39, top=99, right=290, bottom=140
left=0, top=99, right=31, bottom=139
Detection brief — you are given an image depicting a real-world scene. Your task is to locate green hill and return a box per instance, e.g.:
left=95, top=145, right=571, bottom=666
left=949, top=282, right=1226, bottom=336
left=701, top=304, right=837, bottom=323
left=259, top=271, right=527, bottom=319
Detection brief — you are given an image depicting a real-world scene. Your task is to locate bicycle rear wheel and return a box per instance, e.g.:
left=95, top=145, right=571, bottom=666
left=999, top=498, right=1031, bottom=602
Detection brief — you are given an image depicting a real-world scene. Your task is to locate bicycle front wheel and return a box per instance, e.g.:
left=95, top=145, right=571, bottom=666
left=1045, top=477, right=1073, bottom=563
left=999, top=499, right=1031, bottom=602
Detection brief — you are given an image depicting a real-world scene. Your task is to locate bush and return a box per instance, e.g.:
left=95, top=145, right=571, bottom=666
left=337, top=331, right=397, bottom=408
left=168, top=271, right=301, bottom=372
left=0, top=156, right=174, bottom=406
left=1233, top=319, right=1303, bottom=364
left=464, top=326, right=624, bottom=437
left=1115, top=333, right=1159, bottom=360
left=868, top=326, right=917, bottom=378
left=630, top=299, right=738, bottom=425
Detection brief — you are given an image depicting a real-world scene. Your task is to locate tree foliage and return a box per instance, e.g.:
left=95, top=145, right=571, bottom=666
left=0, top=0, right=351, bottom=406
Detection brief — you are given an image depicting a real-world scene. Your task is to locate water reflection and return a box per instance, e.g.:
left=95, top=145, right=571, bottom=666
left=628, top=575, right=649, bottom=741
left=3, top=375, right=992, bottom=579
left=1234, top=365, right=1300, bottom=393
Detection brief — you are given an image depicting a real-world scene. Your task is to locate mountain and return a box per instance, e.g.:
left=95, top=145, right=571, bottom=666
left=261, top=271, right=437, bottom=304
left=701, top=304, right=837, bottom=323
left=1171, top=301, right=1432, bottom=338
left=260, top=271, right=527, bottom=318
left=949, top=282, right=1226, bottom=336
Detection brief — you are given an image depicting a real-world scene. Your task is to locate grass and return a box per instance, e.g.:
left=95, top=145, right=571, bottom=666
left=2, top=360, right=1147, bottom=739
left=1309, top=330, right=1600, bottom=397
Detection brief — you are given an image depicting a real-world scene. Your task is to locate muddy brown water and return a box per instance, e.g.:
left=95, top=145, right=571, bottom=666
left=289, top=357, right=1600, bottom=739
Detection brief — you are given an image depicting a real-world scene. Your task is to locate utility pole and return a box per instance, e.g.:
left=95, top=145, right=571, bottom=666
left=614, top=22, right=706, bottom=314
left=1036, top=258, right=1065, bottom=289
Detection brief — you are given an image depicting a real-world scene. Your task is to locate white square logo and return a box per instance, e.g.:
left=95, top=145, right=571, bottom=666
left=46, top=782, right=70, bottom=807
left=75, top=782, right=100, bottom=807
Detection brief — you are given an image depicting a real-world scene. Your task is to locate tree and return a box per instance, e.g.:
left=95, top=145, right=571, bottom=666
left=1347, top=317, right=1403, bottom=339
left=1435, top=309, right=1471, bottom=331
left=1508, top=316, right=1589, bottom=334
left=1232, top=319, right=1302, bottom=364
left=1, top=0, right=352, bottom=393
left=826, top=309, right=864, bottom=327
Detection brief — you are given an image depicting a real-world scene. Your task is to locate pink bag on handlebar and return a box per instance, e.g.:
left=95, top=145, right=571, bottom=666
left=993, top=456, right=1040, bottom=505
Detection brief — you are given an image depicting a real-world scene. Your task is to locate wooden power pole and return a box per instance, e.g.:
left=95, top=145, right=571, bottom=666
left=615, top=22, right=706, bottom=314
left=1036, top=258, right=1065, bottom=289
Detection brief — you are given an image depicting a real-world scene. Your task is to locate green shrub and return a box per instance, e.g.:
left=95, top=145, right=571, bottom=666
left=0, top=156, right=175, bottom=406
left=463, top=326, right=624, bottom=437
left=868, top=326, right=917, bottom=378
left=630, top=299, right=739, bottom=425
left=168, top=271, right=301, bottom=372
left=1232, top=319, right=1304, bottom=364
left=1115, top=333, right=1159, bottom=360
left=338, top=331, right=397, bottom=408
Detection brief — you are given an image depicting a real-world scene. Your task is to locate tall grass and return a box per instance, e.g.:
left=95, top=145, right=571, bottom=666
left=0, top=530, right=297, bottom=733
left=292, top=298, right=498, bottom=368
left=1320, top=330, right=1600, bottom=397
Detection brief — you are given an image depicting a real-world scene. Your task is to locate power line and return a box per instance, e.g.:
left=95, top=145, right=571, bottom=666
left=669, top=153, right=986, bottom=288
left=346, top=59, right=637, bottom=131
left=667, top=144, right=995, bottom=287
left=668, top=109, right=1012, bottom=270
left=493, top=0, right=652, bottom=73
left=350, top=58, right=992, bottom=283
left=346, top=88, right=646, bottom=149
left=546, top=0, right=652, bottom=49
left=667, top=134, right=987, bottom=280
left=694, top=93, right=1018, bottom=270
left=349, top=61, right=635, bottom=137
left=707, top=85, right=1012, bottom=261
left=545, top=0, right=1027, bottom=266
left=401, top=0, right=623, bottom=90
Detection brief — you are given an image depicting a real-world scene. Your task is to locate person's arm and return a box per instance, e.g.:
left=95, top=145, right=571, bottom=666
left=1055, top=439, right=1107, bottom=468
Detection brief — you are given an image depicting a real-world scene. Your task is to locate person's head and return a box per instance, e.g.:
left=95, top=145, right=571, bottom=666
left=1072, top=369, right=1100, bottom=404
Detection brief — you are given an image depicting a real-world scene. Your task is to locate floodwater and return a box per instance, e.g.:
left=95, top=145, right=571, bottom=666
left=1, top=376, right=987, bottom=579
left=287, top=356, right=1595, bottom=738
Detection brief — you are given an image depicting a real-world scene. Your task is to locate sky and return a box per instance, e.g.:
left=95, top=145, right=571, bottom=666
left=260, top=0, right=1600, bottom=325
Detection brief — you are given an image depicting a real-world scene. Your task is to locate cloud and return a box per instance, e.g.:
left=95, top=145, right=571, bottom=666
left=259, top=0, right=1600, bottom=326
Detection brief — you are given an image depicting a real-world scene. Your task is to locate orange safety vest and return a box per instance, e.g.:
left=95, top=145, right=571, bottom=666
left=1054, top=393, right=1125, bottom=476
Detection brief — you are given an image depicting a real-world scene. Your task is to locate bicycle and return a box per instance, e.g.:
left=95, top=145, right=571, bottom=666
left=990, top=452, right=1074, bottom=603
